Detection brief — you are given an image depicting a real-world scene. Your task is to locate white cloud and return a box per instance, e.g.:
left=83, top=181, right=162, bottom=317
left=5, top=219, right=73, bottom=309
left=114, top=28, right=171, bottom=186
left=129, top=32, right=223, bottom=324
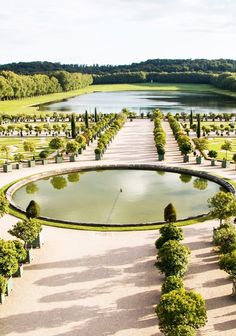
left=0, top=0, right=235, bottom=64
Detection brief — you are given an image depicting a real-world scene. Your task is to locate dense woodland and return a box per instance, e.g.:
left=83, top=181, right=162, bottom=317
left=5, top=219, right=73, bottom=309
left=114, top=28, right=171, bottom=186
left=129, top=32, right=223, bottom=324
left=1, top=59, right=236, bottom=100
left=0, top=71, right=93, bottom=100
left=0, top=59, right=235, bottom=74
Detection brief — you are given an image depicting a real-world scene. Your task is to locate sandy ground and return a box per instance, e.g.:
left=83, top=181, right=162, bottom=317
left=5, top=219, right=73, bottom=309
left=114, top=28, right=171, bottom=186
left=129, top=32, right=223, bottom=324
left=0, top=119, right=236, bottom=336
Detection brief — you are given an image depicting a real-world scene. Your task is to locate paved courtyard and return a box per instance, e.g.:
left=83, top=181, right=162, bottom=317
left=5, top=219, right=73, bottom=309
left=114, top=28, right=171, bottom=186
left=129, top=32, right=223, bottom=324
left=0, top=119, right=236, bottom=336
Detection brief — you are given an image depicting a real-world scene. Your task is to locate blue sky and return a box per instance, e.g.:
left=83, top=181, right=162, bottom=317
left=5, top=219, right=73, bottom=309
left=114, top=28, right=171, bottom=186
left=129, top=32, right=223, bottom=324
left=0, top=0, right=235, bottom=65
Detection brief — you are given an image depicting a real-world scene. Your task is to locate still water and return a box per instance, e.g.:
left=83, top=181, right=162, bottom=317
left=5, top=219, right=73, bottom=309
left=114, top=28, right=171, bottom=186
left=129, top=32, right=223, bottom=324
left=38, top=90, right=236, bottom=115
left=13, top=169, right=221, bottom=225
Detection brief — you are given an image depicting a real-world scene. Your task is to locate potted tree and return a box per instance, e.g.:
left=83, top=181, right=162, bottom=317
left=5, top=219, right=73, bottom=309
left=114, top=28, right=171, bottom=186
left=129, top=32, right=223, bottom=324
left=94, top=148, right=102, bottom=160
left=66, top=140, right=79, bottom=162
left=23, top=140, right=36, bottom=167
left=12, top=240, right=27, bottom=277
left=208, top=150, right=218, bottom=166
left=1, top=145, right=12, bottom=172
left=179, top=141, right=193, bottom=162
left=194, top=138, right=208, bottom=164
left=75, top=135, right=86, bottom=154
left=49, top=137, right=65, bottom=163
left=8, top=218, right=42, bottom=262
left=0, top=239, right=19, bottom=296
left=14, top=153, right=25, bottom=169
left=221, top=140, right=232, bottom=168
left=39, top=150, right=49, bottom=165
left=26, top=200, right=42, bottom=248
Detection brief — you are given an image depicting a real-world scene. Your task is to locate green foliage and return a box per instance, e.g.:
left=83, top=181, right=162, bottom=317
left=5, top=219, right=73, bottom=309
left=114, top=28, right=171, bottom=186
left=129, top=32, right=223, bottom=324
left=67, top=172, right=80, bottom=183
left=12, top=240, right=27, bottom=263
left=39, top=150, right=49, bottom=159
left=161, top=275, right=184, bottom=294
left=85, top=110, right=89, bottom=128
left=8, top=219, right=41, bottom=245
left=49, top=137, right=64, bottom=151
left=0, top=239, right=19, bottom=277
left=155, top=223, right=183, bottom=249
left=0, top=274, right=7, bottom=294
left=0, top=191, right=9, bottom=217
left=221, top=140, right=233, bottom=160
left=194, top=137, right=208, bottom=152
left=179, top=174, right=192, bottom=183
left=196, top=114, right=201, bottom=138
left=164, top=203, right=177, bottom=223
left=193, top=178, right=208, bottom=191
left=162, top=325, right=197, bottom=336
left=66, top=140, right=79, bottom=154
left=156, top=288, right=207, bottom=334
left=208, top=150, right=217, bottom=159
left=219, top=250, right=236, bottom=277
left=23, top=140, right=36, bottom=156
left=208, top=191, right=236, bottom=224
left=155, top=240, right=190, bottom=277
left=26, top=200, right=40, bottom=219
left=213, top=223, right=236, bottom=253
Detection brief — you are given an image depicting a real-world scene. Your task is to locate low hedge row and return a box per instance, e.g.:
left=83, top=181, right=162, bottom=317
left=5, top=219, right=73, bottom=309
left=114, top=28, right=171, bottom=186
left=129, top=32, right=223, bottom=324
left=168, top=115, right=193, bottom=156
left=153, top=110, right=166, bottom=156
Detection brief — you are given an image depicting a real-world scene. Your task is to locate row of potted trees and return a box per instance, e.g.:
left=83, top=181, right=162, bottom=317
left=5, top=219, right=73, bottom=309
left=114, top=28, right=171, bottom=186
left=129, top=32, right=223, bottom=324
left=94, top=112, right=127, bottom=160
left=168, top=115, right=193, bottom=162
left=153, top=110, right=166, bottom=161
left=155, top=220, right=207, bottom=335
left=0, top=200, right=42, bottom=304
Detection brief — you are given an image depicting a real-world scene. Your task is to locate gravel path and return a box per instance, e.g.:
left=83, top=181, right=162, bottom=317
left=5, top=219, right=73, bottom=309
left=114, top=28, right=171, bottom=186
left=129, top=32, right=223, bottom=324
left=0, top=119, right=236, bottom=336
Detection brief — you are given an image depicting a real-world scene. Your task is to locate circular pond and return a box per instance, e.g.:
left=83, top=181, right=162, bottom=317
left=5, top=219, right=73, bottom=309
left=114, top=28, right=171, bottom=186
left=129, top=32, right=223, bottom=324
left=12, top=169, right=222, bottom=225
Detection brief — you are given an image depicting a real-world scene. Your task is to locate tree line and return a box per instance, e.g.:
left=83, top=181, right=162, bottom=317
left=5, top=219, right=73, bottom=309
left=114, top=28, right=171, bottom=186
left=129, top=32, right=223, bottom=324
left=94, top=71, right=236, bottom=91
left=0, top=59, right=235, bottom=74
left=0, top=71, right=93, bottom=100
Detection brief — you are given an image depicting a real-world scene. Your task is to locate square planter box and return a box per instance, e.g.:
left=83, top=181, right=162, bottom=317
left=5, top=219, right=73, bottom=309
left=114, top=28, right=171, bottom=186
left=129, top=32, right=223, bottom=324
left=69, top=155, right=76, bottom=162
left=31, top=233, right=43, bottom=248
left=13, top=264, right=24, bottom=278
left=16, top=163, right=23, bottom=169
left=42, top=159, right=48, bottom=165
left=28, top=160, right=36, bottom=167
left=6, top=276, right=13, bottom=296
left=222, top=160, right=230, bottom=168
left=183, top=155, right=189, bottom=162
left=3, top=164, right=12, bottom=173
left=24, top=248, right=33, bottom=263
left=158, top=154, right=165, bottom=161
left=95, top=153, right=101, bottom=161
left=0, top=293, right=5, bottom=304
left=196, top=156, right=204, bottom=164
left=211, top=159, right=216, bottom=166
left=55, top=156, right=63, bottom=164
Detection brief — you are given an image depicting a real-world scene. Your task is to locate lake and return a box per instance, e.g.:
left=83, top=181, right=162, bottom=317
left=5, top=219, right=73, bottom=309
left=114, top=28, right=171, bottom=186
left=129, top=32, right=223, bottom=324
left=38, top=90, right=236, bottom=115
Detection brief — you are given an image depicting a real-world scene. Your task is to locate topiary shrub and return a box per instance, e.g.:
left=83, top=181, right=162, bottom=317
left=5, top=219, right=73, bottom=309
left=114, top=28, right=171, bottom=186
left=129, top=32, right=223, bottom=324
left=0, top=240, right=18, bottom=277
left=0, top=192, right=9, bottom=218
left=164, top=203, right=177, bottom=223
left=12, top=240, right=27, bottom=264
left=155, top=223, right=183, bottom=250
left=213, top=223, right=236, bottom=253
left=39, top=150, right=49, bottom=159
left=8, top=219, right=42, bottom=248
left=26, top=200, right=40, bottom=219
left=162, top=325, right=197, bottom=336
left=161, top=275, right=184, bottom=294
left=155, top=240, right=190, bottom=277
left=156, top=288, right=207, bottom=335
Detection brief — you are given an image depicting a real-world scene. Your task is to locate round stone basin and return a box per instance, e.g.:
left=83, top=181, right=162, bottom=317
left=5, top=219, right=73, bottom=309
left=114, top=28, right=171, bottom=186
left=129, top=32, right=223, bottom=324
left=11, top=169, right=222, bottom=225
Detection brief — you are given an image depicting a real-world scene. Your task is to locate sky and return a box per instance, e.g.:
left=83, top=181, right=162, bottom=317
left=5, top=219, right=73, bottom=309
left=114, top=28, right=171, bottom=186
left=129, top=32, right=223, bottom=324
left=0, top=0, right=235, bottom=65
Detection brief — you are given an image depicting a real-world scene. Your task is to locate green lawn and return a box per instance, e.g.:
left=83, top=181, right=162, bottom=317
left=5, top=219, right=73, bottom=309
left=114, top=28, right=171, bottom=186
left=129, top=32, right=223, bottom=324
left=1, top=83, right=235, bottom=115
left=207, top=138, right=236, bottom=161
left=0, top=137, right=50, bottom=162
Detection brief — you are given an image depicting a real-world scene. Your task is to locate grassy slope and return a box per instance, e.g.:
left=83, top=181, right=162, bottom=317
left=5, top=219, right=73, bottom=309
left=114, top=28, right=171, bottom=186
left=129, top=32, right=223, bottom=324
left=207, top=138, right=236, bottom=161
left=1, top=83, right=236, bottom=115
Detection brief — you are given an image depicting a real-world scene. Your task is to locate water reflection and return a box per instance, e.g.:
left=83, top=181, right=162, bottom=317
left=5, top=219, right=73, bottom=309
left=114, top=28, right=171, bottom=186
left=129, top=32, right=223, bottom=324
left=193, top=178, right=208, bottom=191
left=26, top=182, right=39, bottom=194
left=50, top=176, right=68, bottom=190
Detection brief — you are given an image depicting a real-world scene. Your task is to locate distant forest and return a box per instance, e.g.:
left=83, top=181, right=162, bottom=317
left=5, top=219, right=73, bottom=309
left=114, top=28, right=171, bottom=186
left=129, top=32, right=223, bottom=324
left=0, top=59, right=236, bottom=97
left=0, top=59, right=235, bottom=75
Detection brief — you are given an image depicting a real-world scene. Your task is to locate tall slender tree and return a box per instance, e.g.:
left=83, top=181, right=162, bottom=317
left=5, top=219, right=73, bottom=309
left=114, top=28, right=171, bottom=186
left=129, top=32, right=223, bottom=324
left=190, top=109, right=193, bottom=127
left=71, top=113, right=76, bottom=139
left=94, top=107, right=98, bottom=122
left=197, top=114, right=201, bottom=138
left=85, top=110, right=89, bottom=128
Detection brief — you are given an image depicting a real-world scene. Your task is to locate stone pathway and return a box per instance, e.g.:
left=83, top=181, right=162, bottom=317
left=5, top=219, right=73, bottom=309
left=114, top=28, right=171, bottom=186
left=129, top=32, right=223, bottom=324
left=0, top=119, right=236, bottom=336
